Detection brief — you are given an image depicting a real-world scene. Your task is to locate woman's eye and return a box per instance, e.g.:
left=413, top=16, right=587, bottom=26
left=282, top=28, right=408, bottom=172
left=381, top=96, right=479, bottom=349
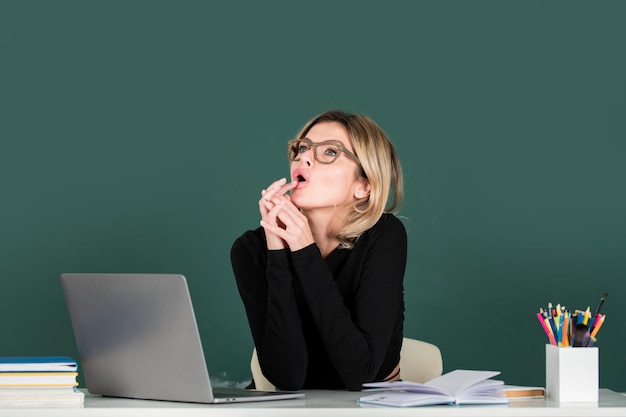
left=324, top=147, right=338, bottom=156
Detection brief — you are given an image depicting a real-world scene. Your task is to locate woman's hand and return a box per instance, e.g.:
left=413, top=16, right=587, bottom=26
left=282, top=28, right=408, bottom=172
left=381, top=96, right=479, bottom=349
left=259, top=178, right=314, bottom=252
left=259, top=178, right=296, bottom=250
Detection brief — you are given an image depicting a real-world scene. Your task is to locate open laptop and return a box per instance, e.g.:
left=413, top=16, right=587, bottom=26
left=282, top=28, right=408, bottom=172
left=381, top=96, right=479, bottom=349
left=60, top=273, right=304, bottom=404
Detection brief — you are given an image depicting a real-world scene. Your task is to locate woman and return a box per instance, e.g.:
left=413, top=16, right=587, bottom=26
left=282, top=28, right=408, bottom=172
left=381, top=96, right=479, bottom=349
left=231, top=110, right=406, bottom=391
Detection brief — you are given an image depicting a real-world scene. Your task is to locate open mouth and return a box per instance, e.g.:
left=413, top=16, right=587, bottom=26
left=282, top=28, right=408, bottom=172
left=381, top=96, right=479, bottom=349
left=293, top=169, right=309, bottom=185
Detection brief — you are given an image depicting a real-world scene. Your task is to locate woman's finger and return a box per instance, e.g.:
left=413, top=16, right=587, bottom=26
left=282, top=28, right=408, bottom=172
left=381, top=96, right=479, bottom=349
left=261, top=178, right=287, bottom=201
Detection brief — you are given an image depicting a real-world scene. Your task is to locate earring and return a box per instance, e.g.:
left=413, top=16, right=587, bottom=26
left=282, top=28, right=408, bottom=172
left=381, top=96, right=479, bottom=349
left=356, top=191, right=362, bottom=198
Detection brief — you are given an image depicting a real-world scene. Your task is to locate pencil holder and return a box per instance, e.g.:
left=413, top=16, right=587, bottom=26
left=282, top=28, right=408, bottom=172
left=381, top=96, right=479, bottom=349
left=545, top=344, right=598, bottom=402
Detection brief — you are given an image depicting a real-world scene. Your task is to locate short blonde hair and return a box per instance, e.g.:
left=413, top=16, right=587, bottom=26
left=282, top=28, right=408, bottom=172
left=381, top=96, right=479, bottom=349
left=296, top=110, right=404, bottom=248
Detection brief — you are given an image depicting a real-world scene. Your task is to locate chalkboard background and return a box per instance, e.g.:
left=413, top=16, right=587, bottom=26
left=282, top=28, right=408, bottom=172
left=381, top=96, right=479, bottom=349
left=2, top=1, right=624, bottom=391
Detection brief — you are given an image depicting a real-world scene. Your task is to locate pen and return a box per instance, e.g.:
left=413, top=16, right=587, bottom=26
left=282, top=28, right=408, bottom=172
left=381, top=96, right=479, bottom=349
left=590, top=314, right=606, bottom=338
left=589, top=292, right=608, bottom=329
left=582, top=307, right=591, bottom=326
left=567, top=311, right=572, bottom=346
left=547, top=315, right=558, bottom=343
left=592, top=293, right=608, bottom=317
left=586, top=336, right=597, bottom=347
left=537, top=299, right=607, bottom=348
left=576, top=310, right=584, bottom=325
left=537, top=312, right=557, bottom=345
left=561, top=311, right=569, bottom=346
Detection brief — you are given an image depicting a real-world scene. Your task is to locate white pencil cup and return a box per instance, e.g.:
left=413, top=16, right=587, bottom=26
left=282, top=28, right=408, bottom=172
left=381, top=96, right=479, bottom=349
left=545, top=344, right=599, bottom=402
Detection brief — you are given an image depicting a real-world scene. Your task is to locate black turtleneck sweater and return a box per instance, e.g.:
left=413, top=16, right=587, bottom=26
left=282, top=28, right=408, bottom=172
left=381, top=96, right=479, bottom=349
left=231, top=213, right=407, bottom=391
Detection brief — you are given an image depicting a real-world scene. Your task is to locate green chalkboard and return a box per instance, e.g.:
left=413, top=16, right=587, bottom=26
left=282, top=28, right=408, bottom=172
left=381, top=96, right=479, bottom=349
left=1, top=1, right=624, bottom=391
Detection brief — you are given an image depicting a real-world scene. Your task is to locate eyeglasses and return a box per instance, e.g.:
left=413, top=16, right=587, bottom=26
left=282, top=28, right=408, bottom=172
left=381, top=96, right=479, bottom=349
left=287, top=138, right=361, bottom=165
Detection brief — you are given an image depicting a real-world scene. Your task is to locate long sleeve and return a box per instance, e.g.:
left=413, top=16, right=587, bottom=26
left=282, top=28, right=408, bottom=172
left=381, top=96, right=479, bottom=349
left=231, top=235, right=308, bottom=390
left=231, top=214, right=406, bottom=391
left=290, top=215, right=406, bottom=390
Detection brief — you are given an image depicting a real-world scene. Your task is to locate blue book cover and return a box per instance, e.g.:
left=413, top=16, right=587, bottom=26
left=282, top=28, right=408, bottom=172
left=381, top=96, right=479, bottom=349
left=0, top=356, right=78, bottom=372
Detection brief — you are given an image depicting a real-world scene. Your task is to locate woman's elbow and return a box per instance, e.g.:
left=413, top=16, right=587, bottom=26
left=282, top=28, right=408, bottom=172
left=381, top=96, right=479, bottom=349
left=261, top=361, right=307, bottom=391
left=268, top=373, right=305, bottom=391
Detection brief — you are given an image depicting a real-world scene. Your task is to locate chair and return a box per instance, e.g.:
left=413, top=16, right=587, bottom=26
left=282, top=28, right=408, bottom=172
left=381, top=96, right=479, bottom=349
left=250, top=347, right=275, bottom=390
left=398, top=337, right=443, bottom=383
left=250, top=337, right=442, bottom=390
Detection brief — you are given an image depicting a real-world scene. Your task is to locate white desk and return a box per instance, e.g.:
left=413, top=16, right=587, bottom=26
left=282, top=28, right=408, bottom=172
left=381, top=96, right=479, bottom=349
left=1, top=389, right=625, bottom=416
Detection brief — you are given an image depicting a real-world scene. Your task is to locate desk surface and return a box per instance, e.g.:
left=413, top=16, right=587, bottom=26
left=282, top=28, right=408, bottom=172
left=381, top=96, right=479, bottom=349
left=1, top=389, right=626, bottom=416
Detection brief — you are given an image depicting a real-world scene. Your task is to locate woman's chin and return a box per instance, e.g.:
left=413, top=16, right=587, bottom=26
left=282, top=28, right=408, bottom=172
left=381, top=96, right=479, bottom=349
left=289, top=193, right=305, bottom=208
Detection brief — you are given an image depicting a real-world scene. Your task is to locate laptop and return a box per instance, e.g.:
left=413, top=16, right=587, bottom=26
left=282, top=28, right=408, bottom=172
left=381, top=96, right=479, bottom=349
left=60, top=273, right=304, bottom=404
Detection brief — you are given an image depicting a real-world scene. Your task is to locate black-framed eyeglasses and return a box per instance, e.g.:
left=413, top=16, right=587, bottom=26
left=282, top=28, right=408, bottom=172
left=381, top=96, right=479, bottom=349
left=287, top=138, right=361, bottom=165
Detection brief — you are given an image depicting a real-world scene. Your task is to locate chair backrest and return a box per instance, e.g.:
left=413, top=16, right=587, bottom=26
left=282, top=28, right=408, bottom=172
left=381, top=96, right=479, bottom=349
left=398, top=337, right=443, bottom=383
left=250, top=337, right=442, bottom=389
left=250, top=347, right=274, bottom=390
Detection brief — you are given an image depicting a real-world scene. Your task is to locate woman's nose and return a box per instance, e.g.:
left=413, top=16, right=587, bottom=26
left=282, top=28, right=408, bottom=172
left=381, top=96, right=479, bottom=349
left=300, top=149, right=314, bottom=166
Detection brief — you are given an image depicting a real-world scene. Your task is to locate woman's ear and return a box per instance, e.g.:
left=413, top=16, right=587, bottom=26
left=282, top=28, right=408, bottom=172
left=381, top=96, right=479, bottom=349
left=355, top=180, right=371, bottom=199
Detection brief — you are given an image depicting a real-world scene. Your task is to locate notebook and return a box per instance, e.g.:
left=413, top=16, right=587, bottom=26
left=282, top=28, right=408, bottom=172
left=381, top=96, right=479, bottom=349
left=60, top=273, right=304, bottom=404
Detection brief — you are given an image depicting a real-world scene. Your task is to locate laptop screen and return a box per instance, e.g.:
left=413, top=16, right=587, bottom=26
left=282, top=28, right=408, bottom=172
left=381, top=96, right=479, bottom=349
left=62, top=273, right=219, bottom=403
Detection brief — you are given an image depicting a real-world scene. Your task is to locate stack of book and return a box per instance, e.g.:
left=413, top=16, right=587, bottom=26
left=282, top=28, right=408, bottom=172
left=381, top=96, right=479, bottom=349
left=0, top=356, right=84, bottom=407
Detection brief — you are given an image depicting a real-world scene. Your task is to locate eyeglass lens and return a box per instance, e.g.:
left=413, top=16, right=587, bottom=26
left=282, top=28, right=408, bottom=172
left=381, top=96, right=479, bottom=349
left=290, top=140, right=341, bottom=164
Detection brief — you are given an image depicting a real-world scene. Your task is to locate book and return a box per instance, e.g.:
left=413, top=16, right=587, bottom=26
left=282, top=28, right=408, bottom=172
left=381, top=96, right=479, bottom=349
left=0, top=372, right=78, bottom=386
left=359, top=369, right=508, bottom=407
left=0, top=386, right=84, bottom=407
left=0, top=356, right=83, bottom=407
left=503, top=385, right=545, bottom=399
left=0, top=356, right=78, bottom=373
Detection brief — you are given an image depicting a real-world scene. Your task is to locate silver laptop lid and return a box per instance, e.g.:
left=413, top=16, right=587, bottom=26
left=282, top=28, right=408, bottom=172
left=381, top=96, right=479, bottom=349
left=61, top=273, right=216, bottom=403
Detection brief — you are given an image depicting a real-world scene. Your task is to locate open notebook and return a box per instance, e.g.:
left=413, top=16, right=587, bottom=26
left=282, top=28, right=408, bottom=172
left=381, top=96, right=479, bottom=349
left=61, top=273, right=304, bottom=404
left=359, top=370, right=507, bottom=407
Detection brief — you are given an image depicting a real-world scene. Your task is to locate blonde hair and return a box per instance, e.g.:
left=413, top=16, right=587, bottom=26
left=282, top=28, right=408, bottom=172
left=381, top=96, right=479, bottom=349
left=296, top=110, right=404, bottom=248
